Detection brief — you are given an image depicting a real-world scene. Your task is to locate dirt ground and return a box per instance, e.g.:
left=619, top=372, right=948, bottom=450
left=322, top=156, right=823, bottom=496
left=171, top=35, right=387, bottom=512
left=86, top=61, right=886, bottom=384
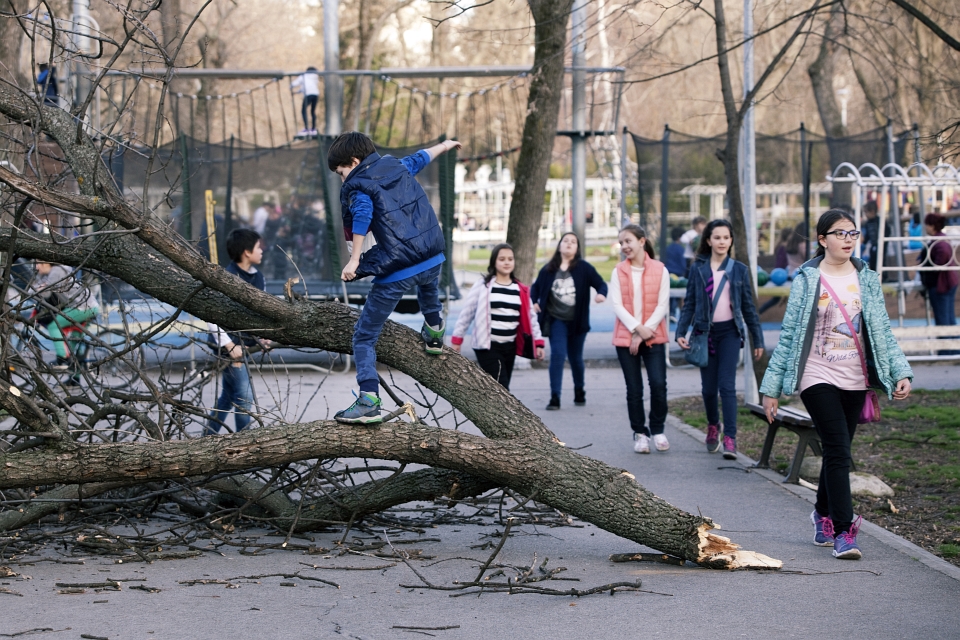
left=670, top=390, right=960, bottom=568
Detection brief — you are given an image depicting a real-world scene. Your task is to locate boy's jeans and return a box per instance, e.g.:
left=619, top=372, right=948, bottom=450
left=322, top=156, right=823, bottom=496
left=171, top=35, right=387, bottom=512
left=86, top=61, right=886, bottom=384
left=205, top=360, right=254, bottom=436
left=354, top=264, right=442, bottom=390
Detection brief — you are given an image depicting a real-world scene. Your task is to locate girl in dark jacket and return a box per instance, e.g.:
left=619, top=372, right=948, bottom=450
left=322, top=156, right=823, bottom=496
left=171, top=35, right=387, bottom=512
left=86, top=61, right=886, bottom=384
left=675, top=219, right=764, bottom=458
left=531, top=232, right=608, bottom=410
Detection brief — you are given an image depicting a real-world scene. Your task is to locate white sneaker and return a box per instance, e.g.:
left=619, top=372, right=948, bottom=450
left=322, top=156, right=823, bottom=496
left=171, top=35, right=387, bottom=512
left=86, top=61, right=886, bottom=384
left=653, top=434, right=670, bottom=452
left=633, top=434, right=650, bottom=454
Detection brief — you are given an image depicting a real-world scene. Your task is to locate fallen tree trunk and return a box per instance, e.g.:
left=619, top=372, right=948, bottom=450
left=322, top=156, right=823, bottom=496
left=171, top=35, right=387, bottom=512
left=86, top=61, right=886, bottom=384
left=0, top=418, right=779, bottom=569
left=0, top=81, right=780, bottom=571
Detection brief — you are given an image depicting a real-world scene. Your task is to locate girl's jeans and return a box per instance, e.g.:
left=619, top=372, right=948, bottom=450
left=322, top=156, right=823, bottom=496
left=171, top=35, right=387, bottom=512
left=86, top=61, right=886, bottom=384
left=616, top=342, right=667, bottom=436
left=800, top=383, right=867, bottom=535
left=548, top=317, right=586, bottom=397
left=700, top=319, right=740, bottom=437
left=205, top=360, right=255, bottom=436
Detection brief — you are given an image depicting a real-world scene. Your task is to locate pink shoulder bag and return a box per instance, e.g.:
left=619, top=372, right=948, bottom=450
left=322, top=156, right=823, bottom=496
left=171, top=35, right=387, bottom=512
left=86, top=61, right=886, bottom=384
left=819, top=276, right=882, bottom=424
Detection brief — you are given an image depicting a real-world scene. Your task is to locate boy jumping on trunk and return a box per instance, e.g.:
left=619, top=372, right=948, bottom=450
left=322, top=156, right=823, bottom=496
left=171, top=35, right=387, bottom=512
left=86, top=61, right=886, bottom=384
left=329, top=131, right=461, bottom=424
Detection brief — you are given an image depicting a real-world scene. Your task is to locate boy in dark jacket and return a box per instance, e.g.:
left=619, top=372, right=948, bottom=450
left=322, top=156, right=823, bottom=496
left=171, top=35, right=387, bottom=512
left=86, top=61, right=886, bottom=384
left=204, top=229, right=267, bottom=436
left=329, top=132, right=461, bottom=424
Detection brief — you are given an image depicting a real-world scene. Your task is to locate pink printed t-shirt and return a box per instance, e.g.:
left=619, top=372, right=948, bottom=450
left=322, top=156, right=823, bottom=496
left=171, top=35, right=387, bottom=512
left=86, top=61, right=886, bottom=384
left=799, top=270, right=867, bottom=392
left=711, top=268, right=733, bottom=322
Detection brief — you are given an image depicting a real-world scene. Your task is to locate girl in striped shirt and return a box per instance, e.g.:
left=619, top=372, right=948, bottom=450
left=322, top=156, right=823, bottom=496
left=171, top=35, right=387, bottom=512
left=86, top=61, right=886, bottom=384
left=452, top=244, right=544, bottom=390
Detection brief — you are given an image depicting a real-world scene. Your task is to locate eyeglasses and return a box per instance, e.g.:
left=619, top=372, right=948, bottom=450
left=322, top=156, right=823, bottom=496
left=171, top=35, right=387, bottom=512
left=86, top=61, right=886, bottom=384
left=824, top=230, right=861, bottom=240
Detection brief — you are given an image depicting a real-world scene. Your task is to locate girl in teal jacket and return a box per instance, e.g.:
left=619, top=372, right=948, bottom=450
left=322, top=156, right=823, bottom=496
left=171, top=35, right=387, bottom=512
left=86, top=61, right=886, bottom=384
left=760, top=209, right=913, bottom=561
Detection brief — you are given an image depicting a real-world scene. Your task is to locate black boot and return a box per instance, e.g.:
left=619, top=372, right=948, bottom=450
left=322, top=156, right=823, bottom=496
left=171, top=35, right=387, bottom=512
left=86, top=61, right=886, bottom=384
left=574, top=388, right=586, bottom=406
left=546, top=394, right=560, bottom=411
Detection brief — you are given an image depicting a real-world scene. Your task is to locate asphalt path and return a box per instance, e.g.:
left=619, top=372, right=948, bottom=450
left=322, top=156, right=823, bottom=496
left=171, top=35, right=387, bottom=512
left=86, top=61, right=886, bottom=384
left=3, top=355, right=960, bottom=639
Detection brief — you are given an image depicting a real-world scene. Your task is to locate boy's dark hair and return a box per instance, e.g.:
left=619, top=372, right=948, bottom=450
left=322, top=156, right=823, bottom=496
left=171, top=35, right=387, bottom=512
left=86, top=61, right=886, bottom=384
left=327, top=131, right=376, bottom=172
left=863, top=200, right=878, bottom=215
left=226, top=228, right=262, bottom=263
left=670, top=226, right=684, bottom=242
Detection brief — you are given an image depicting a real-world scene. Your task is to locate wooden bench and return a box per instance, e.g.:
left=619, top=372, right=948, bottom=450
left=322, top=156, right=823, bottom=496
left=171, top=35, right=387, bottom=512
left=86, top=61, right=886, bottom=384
left=746, top=402, right=820, bottom=485
left=890, top=325, right=960, bottom=360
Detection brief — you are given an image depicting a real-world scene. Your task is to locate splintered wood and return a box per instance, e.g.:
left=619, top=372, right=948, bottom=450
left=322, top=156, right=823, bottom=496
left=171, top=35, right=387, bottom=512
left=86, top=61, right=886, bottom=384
left=696, top=524, right=782, bottom=571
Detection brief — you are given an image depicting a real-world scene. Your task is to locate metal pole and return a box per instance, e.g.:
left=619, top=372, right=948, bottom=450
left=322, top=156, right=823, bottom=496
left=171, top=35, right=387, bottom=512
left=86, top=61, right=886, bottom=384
left=224, top=135, right=234, bottom=234
left=323, top=0, right=347, bottom=269
left=660, top=125, right=670, bottom=258
left=742, top=0, right=759, bottom=405
left=801, top=123, right=811, bottom=260
left=886, top=119, right=906, bottom=326
left=621, top=126, right=629, bottom=227
left=913, top=124, right=926, bottom=220
left=571, top=0, right=588, bottom=243
left=324, top=0, right=342, bottom=136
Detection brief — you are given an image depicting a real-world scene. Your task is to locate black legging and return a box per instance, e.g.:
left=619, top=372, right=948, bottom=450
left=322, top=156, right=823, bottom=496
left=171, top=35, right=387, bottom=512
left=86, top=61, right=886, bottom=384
left=302, top=94, right=318, bottom=131
left=799, top=383, right=867, bottom=535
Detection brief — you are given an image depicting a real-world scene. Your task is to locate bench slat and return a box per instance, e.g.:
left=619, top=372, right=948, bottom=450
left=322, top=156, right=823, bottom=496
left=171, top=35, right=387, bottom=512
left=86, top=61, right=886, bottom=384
left=891, top=326, right=960, bottom=338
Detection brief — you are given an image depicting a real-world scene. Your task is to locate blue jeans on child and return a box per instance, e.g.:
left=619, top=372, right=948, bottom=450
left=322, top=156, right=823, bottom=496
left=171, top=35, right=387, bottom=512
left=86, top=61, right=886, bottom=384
left=354, top=264, right=443, bottom=392
left=205, top=360, right=254, bottom=436
left=616, top=342, right=668, bottom=436
left=548, top=317, right=587, bottom=397
left=700, top=319, right=740, bottom=438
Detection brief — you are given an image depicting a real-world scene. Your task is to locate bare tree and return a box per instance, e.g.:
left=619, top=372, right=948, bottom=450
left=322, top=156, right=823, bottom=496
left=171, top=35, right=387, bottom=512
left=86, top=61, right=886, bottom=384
left=0, top=4, right=781, bottom=571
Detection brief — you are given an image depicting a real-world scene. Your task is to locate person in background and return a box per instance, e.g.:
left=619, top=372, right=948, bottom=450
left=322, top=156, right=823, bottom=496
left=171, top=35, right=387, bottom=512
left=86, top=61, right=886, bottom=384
left=785, top=222, right=807, bottom=274
left=680, top=216, right=707, bottom=271
left=610, top=225, right=671, bottom=454
left=918, top=213, right=959, bottom=352
left=761, top=209, right=913, bottom=560
left=291, top=67, right=320, bottom=137
left=676, top=219, right=764, bottom=459
left=531, top=232, right=608, bottom=410
left=451, top=244, right=544, bottom=390
left=204, top=229, right=269, bottom=436
left=758, top=226, right=793, bottom=316
left=30, top=261, right=98, bottom=370
left=663, top=226, right=687, bottom=321
left=37, top=64, right=58, bottom=107
left=251, top=201, right=274, bottom=236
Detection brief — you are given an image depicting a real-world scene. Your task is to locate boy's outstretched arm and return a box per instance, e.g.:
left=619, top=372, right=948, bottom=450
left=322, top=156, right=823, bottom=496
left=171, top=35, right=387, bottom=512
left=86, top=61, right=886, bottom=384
left=422, top=139, right=462, bottom=162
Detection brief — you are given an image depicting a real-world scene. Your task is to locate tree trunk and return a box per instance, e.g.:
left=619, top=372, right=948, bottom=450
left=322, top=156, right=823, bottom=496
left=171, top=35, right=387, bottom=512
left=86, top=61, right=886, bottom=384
left=808, top=2, right=849, bottom=202
left=0, top=1, right=28, bottom=90
left=506, top=0, right=575, bottom=284
left=0, top=417, right=777, bottom=568
left=0, top=59, right=780, bottom=572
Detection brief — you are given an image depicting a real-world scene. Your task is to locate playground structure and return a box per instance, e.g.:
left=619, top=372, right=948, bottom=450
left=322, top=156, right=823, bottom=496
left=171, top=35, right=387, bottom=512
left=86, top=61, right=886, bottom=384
left=828, top=160, right=960, bottom=358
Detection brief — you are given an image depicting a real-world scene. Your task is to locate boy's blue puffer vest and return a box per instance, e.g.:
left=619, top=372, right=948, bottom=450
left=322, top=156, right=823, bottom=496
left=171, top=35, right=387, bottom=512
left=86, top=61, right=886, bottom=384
left=340, top=152, right=445, bottom=279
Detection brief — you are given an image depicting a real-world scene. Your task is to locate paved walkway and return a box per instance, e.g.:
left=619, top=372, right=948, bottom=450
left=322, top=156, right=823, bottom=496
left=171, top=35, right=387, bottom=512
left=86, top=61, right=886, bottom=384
left=3, top=359, right=959, bottom=638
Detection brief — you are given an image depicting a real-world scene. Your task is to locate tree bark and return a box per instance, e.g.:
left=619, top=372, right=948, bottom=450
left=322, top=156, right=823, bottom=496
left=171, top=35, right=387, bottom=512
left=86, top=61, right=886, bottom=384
left=0, top=57, right=780, bottom=571
left=808, top=2, right=850, bottom=202
left=0, top=417, right=778, bottom=568
left=506, top=0, right=575, bottom=284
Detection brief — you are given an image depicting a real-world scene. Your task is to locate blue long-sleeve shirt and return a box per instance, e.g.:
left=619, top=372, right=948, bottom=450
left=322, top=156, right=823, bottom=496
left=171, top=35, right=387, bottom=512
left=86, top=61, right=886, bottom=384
left=349, top=150, right=431, bottom=237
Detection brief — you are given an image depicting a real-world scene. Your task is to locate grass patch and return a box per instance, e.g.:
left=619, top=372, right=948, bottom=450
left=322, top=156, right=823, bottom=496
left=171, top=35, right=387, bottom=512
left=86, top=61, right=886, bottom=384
left=670, top=388, right=960, bottom=568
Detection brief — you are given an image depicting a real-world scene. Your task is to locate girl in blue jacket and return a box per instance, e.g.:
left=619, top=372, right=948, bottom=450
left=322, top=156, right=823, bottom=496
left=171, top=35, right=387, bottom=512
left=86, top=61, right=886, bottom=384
left=761, top=209, right=913, bottom=560
left=675, top=219, right=764, bottom=459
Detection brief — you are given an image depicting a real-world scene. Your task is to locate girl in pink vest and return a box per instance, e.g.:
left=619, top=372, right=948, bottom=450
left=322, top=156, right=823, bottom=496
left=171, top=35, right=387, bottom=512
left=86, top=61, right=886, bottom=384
left=610, top=225, right=671, bottom=454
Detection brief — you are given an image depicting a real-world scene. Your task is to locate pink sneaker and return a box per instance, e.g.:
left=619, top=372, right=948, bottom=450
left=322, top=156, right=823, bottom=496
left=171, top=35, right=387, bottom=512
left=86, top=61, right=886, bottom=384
left=722, top=435, right=737, bottom=460
left=706, top=423, right=721, bottom=453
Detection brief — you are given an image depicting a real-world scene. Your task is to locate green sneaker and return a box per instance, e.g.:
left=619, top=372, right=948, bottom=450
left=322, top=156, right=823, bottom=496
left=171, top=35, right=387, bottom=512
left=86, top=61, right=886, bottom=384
left=420, top=321, right=445, bottom=355
left=334, top=392, right=382, bottom=425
